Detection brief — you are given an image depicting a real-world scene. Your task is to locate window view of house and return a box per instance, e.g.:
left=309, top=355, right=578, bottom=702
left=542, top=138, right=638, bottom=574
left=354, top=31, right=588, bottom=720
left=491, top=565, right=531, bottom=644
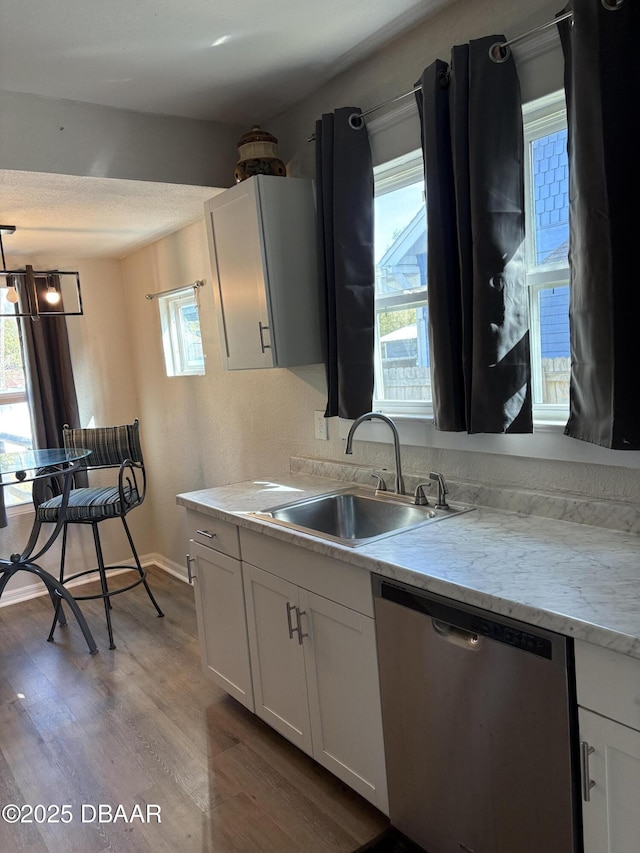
left=528, top=127, right=571, bottom=406
left=373, top=99, right=570, bottom=417
left=374, top=180, right=430, bottom=405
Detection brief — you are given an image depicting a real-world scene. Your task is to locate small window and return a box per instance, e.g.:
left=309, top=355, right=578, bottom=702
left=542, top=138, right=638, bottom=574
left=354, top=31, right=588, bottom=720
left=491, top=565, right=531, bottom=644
left=0, top=316, right=34, bottom=506
left=157, top=288, right=205, bottom=377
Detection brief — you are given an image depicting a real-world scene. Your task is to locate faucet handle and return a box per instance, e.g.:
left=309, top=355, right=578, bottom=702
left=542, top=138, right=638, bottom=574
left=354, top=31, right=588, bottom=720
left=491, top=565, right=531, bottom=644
left=371, top=471, right=387, bottom=491
left=413, top=483, right=431, bottom=506
left=429, top=471, right=449, bottom=508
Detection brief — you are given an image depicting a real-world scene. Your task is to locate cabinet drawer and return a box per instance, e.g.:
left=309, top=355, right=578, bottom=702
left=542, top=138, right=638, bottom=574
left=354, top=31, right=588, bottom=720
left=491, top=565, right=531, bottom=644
left=239, top=527, right=373, bottom=617
left=186, top=510, right=240, bottom=559
left=575, top=640, right=640, bottom=731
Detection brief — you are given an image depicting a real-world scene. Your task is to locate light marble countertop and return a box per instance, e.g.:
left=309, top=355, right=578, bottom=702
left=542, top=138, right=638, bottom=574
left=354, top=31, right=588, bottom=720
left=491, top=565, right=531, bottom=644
left=177, top=472, right=640, bottom=660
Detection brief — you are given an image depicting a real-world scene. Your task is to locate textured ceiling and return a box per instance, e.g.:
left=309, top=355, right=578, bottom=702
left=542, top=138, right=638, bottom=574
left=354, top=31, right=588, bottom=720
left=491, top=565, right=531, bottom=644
left=0, top=171, right=219, bottom=259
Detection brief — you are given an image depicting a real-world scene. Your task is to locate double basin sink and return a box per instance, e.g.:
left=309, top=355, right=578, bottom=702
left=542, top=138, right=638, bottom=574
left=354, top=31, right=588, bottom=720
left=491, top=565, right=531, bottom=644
left=251, top=486, right=472, bottom=547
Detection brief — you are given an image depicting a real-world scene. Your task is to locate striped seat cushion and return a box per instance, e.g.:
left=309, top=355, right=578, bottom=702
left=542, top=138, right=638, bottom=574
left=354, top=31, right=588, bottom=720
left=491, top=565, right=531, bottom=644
left=36, top=486, right=140, bottom=523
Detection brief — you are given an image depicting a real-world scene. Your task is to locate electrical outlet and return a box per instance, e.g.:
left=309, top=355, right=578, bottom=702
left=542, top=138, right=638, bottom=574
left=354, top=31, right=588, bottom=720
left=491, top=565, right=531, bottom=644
left=314, top=410, right=328, bottom=440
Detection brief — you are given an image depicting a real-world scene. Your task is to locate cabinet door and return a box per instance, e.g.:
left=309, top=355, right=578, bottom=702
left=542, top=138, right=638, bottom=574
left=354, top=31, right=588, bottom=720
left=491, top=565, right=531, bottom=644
left=579, top=707, right=640, bottom=853
left=242, top=563, right=312, bottom=754
left=206, top=180, right=275, bottom=369
left=190, top=540, right=254, bottom=710
left=299, top=589, right=389, bottom=814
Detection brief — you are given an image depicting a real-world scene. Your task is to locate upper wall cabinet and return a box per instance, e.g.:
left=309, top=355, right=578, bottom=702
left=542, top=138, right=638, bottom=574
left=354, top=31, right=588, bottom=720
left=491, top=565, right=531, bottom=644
left=204, top=175, right=323, bottom=370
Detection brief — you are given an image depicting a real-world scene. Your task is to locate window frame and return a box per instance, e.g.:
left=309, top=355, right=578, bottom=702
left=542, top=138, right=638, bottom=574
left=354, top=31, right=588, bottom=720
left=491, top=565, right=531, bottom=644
left=372, top=151, right=431, bottom=417
left=371, top=92, right=570, bottom=425
left=523, top=91, right=570, bottom=425
left=0, top=315, right=35, bottom=509
left=158, top=287, right=205, bottom=377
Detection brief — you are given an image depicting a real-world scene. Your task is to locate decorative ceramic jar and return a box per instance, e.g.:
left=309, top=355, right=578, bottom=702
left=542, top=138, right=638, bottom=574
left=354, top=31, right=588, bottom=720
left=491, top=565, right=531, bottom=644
left=234, top=125, right=286, bottom=183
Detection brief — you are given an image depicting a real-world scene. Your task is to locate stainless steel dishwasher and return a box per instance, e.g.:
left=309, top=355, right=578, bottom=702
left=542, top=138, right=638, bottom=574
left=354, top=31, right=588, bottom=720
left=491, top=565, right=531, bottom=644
left=373, top=576, right=581, bottom=853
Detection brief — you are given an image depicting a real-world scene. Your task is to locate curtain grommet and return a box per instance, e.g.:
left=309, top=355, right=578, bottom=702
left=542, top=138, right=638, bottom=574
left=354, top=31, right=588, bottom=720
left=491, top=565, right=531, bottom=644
left=348, top=113, right=365, bottom=131
left=489, top=42, right=511, bottom=63
left=601, top=0, right=624, bottom=9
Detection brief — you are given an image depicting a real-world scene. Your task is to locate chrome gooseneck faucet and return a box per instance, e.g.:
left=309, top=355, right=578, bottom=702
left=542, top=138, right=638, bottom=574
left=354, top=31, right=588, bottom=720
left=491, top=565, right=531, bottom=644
left=345, top=412, right=405, bottom=495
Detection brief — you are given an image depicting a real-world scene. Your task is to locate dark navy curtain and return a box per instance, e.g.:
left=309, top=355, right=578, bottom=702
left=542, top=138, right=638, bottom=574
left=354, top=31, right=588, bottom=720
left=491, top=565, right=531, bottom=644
left=558, top=0, right=640, bottom=448
left=415, top=37, right=532, bottom=433
left=315, top=108, right=375, bottom=420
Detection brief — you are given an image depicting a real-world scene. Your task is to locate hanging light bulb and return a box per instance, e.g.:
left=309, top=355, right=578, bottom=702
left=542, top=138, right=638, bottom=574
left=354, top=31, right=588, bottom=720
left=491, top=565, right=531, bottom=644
left=44, top=283, right=61, bottom=305
left=5, top=284, right=19, bottom=304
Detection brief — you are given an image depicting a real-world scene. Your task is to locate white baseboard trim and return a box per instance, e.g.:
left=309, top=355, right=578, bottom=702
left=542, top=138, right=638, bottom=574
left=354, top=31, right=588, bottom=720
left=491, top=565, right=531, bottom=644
left=143, top=553, right=190, bottom=584
left=0, top=553, right=189, bottom=608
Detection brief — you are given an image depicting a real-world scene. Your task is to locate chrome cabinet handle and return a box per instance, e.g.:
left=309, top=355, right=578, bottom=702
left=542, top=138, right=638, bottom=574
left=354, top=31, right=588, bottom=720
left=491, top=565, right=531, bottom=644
left=285, top=602, right=308, bottom=644
left=186, top=554, right=196, bottom=584
left=581, top=741, right=596, bottom=802
left=258, top=321, right=271, bottom=352
left=286, top=601, right=296, bottom=639
left=295, top=607, right=308, bottom=644
left=196, top=529, right=216, bottom=539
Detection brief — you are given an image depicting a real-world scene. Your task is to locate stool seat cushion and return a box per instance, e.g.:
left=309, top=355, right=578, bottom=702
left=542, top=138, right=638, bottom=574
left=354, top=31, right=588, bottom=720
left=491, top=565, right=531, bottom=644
left=36, top=486, right=140, bottom=523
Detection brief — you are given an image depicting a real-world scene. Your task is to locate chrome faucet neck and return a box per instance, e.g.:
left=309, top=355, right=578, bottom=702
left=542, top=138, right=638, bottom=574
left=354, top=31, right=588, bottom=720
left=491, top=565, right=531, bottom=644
left=344, top=412, right=405, bottom=495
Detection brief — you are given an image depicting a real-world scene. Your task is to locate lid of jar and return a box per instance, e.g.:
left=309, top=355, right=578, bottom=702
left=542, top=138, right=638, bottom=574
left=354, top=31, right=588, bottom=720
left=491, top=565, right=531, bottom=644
left=237, top=125, right=278, bottom=147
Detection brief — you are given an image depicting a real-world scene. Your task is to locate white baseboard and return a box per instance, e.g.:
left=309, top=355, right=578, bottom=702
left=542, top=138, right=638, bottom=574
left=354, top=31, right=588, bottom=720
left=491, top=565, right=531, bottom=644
left=0, top=552, right=189, bottom=608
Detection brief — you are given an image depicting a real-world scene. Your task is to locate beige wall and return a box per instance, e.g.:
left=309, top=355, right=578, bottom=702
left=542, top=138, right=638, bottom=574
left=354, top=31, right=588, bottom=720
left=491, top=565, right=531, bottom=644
left=270, top=0, right=564, bottom=162
left=119, top=220, right=346, bottom=569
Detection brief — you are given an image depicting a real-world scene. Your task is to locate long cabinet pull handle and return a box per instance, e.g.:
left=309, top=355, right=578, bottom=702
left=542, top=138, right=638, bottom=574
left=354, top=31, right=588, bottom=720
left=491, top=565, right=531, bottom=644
left=258, top=321, right=271, bottom=352
left=581, top=741, right=596, bottom=802
left=295, top=607, right=308, bottom=644
left=196, top=529, right=216, bottom=539
left=186, top=554, right=196, bottom=584
left=286, top=602, right=296, bottom=640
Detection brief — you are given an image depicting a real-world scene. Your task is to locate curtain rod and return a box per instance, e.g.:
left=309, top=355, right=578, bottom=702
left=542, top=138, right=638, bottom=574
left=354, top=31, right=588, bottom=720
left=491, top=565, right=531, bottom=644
left=307, top=8, right=577, bottom=142
left=145, top=280, right=204, bottom=300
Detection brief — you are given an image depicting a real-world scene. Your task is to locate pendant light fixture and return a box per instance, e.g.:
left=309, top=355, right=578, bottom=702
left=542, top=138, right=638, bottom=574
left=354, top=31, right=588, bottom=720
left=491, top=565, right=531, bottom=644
left=0, top=225, right=83, bottom=319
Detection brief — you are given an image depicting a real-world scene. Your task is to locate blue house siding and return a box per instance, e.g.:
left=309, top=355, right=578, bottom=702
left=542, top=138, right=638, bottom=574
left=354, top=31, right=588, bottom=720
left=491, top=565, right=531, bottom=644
left=533, top=130, right=569, bottom=264
left=539, top=287, right=570, bottom=359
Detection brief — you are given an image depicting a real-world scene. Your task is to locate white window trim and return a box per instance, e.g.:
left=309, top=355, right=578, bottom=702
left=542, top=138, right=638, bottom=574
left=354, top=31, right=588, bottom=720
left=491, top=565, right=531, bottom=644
left=158, top=287, right=205, bottom=377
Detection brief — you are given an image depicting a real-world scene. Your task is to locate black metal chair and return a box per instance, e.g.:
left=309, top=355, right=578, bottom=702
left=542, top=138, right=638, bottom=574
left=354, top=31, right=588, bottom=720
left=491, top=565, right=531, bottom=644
left=35, top=419, right=164, bottom=649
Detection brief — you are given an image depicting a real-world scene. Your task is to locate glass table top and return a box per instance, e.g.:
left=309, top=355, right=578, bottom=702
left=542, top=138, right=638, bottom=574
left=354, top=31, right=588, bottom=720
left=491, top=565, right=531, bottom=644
left=0, top=448, right=92, bottom=482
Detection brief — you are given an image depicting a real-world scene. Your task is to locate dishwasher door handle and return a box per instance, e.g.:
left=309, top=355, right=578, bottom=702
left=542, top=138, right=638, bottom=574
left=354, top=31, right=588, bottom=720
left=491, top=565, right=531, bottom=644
left=432, top=618, right=481, bottom=649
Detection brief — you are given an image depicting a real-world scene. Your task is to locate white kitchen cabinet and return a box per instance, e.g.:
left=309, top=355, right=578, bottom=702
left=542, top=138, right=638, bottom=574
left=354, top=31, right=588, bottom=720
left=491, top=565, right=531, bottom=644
left=575, top=640, right=640, bottom=853
left=204, top=175, right=322, bottom=370
left=241, top=529, right=389, bottom=814
left=186, top=512, right=253, bottom=711
left=578, top=707, right=640, bottom=853
left=242, top=562, right=312, bottom=752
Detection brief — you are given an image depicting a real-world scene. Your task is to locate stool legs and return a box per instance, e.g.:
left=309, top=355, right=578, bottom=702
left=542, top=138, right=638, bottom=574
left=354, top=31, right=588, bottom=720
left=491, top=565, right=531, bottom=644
left=47, top=515, right=164, bottom=651
left=47, top=525, right=70, bottom=643
left=91, top=523, right=116, bottom=650
left=121, top=516, right=164, bottom=619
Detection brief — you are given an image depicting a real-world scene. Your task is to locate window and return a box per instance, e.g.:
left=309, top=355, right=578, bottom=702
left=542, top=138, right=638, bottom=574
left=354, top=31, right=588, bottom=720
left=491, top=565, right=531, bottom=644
left=372, top=91, right=569, bottom=424
left=0, top=316, right=33, bottom=507
left=523, top=92, right=570, bottom=422
left=158, top=287, right=205, bottom=377
left=373, top=153, right=429, bottom=414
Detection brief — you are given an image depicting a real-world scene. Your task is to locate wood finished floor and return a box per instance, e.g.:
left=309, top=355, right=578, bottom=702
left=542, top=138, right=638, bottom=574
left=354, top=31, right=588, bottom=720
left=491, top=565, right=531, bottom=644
left=0, top=568, right=388, bottom=853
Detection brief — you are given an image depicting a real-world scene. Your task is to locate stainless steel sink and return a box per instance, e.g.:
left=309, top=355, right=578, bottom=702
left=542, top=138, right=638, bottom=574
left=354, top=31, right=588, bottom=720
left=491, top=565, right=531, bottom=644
left=250, top=487, right=472, bottom=547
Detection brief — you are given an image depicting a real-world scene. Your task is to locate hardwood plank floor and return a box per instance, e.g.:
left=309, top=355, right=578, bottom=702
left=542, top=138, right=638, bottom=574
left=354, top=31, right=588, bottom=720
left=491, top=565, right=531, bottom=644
left=0, top=568, right=388, bottom=852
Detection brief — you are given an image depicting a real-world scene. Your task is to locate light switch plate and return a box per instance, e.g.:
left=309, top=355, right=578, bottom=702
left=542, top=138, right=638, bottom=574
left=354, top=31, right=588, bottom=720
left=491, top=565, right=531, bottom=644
left=314, top=410, right=328, bottom=440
